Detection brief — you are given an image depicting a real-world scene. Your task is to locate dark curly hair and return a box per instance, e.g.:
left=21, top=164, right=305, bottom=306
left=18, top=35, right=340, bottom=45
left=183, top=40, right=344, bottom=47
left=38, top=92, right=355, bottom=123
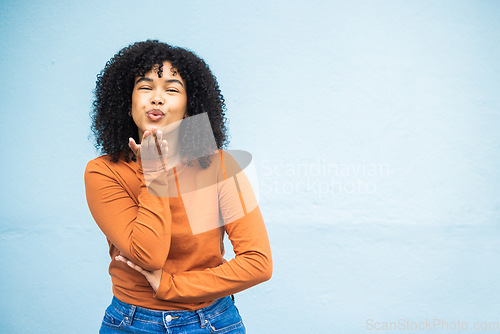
left=90, top=40, right=229, bottom=167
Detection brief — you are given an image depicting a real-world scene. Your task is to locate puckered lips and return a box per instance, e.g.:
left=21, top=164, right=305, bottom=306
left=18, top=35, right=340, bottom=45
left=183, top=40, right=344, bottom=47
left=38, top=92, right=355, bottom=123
left=146, top=109, right=165, bottom=121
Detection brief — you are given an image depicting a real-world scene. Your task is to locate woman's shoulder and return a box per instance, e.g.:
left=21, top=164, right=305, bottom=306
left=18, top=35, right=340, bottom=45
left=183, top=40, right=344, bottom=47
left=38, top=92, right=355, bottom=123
left=86, top=154, right=114, bottom=169
left=85, top=152, right=135, bottom=175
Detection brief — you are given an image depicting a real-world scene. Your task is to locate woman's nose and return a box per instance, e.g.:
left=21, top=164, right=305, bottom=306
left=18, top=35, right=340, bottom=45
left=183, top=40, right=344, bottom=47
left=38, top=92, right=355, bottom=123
left=150, top=90, right=164, bottom=105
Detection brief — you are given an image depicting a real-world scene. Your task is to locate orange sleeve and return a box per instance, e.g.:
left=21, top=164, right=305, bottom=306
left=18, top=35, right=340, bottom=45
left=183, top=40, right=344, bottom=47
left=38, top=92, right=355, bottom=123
left=153, top=151, right=272, bottom=303
left=84, top=158, right=172, bottom=271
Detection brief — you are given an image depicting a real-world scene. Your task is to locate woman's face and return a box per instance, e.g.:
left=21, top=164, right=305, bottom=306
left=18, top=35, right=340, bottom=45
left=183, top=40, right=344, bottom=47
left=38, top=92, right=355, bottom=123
left=131, top=61, right=188, bottom=139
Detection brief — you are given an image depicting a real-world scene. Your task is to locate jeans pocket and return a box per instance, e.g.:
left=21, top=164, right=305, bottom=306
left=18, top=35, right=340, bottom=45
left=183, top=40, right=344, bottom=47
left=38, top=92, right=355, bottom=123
left=207, top=304, right=245, bottom=334
left=101, top=305, right=125, bottom=330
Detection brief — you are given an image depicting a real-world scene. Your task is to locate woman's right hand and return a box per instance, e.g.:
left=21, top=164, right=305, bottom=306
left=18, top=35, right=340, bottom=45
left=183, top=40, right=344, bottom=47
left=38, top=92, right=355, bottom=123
left=129, top=128, right=170, bottom=195
left=129, top=128, right=168, bottom=163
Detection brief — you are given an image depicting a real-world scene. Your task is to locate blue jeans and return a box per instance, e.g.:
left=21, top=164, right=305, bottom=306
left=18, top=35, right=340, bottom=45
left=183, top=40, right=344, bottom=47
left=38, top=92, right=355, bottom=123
left=99, top=295, right=246, bottom=333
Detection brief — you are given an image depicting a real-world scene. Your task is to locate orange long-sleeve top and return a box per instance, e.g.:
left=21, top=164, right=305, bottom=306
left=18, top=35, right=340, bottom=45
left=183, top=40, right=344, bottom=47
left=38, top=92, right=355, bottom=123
left=84, top=149, right=272, bottom=311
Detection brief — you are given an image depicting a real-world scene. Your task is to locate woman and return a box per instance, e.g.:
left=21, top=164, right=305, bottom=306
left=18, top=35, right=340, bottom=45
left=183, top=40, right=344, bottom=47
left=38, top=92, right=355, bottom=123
left=85, top=40, right=272, bottom=333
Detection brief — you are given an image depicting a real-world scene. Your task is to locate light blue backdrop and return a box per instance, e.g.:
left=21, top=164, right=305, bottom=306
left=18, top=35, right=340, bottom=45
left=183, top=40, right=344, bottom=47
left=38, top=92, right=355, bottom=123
left=1, top=1, right=499, bottom=333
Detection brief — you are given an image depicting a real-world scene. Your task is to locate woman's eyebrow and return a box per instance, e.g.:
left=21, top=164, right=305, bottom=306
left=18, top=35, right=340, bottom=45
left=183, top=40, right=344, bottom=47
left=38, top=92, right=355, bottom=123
left=135, top=77, right=184, bottom=87
left=135, top=77, right=153, bottom=85
left=165, top=79, right=184, bottom=87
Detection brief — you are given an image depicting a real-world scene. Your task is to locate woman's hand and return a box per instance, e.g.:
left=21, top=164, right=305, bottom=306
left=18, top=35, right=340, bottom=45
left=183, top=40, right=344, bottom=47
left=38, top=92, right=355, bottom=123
left=129, top=128, right=170, bottom=196
left=129, top=128, right=168, bottom=168
left=115, top=254, right=163, bottom=292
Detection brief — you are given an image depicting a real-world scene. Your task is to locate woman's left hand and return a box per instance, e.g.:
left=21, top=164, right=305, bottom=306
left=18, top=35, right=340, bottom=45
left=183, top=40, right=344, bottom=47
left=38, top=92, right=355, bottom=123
left=115, top=254, right=163, bottom=292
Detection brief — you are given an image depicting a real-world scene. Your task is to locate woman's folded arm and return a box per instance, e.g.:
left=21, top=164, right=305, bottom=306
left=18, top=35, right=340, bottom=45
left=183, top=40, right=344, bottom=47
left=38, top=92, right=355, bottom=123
left=84, top=158, right=172, bottom=271
left=153, top=206, right=272, bottom=303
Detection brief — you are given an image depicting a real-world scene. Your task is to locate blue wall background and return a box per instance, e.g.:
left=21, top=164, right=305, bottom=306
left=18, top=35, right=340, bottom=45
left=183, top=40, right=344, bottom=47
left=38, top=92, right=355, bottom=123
left=1, top=1, right=499, bottom=333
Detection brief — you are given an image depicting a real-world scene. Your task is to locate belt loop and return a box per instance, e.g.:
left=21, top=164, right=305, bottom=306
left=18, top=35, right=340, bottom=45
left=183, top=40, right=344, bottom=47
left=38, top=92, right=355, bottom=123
left=124, top=304, right=136, bottom=325
left=197, top=309, right=208, bottom=328
left=231, top=294, right=235, bottom=302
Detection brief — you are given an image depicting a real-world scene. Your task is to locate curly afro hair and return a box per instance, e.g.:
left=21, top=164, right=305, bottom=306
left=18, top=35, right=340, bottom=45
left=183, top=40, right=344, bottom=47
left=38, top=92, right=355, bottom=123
left=90, top=40, right=229, bottom=166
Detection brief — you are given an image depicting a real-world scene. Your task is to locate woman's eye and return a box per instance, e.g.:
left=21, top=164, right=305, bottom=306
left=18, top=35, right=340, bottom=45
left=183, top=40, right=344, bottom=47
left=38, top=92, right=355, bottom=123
left=138, top=87, right=152, bottom=90
left=166, top=89, right=178, bottom=93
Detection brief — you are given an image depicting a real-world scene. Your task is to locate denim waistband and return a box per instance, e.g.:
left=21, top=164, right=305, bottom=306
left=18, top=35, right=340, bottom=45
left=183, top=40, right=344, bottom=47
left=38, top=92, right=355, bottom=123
left=109, top=295, right=235, bottom=328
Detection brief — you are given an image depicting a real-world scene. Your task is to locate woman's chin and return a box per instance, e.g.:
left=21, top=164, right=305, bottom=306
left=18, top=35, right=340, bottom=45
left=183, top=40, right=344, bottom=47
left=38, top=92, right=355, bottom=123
left=159, top=119, right=183, bottom=133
